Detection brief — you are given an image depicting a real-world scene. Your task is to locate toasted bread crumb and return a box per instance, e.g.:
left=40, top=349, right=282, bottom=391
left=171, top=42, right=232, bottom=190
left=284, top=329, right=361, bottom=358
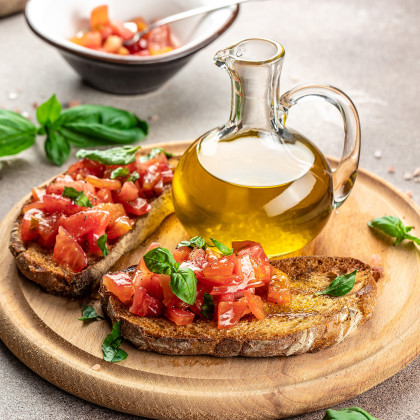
left=91, top=364, right=101, bottom=371
left=388, top=165, right=395, bottom=174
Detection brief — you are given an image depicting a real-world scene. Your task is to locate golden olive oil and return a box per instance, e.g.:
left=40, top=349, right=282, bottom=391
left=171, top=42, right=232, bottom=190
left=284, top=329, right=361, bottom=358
left=173, top=129, right=333, bottom=257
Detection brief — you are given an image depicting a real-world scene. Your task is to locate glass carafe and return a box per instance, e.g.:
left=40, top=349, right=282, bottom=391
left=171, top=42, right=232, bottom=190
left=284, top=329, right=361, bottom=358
left=172, top=38, right=360, bottom=257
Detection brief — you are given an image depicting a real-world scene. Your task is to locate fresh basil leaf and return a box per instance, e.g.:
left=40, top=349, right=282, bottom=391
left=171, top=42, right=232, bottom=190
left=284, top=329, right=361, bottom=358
left=127, top=171, right=140, bottom=182
left=44, top=130, right=70, bottom=166
left=170, top=267, right=197, bottom=305
left=78, top=305, right=104, bottom=321
left=97, top=234, right=109, bottom=257
left=143, top=247, right=178, bottom=275
left=36, top=94, right=62, bottom=127
left=201, top=292, right=215, bottom=320
left=102, top=321, right=128, bottom=362
left=315, top=270, right=357, bottom=297
left=0, top=110, right=37, bottom=157
left=57, top=105, right=148, bottom=146
left=177, top=236, right=207, bottom=249
left=210, top=238, right=233, bottom=255
left=76, top=145, right=141, bottom=165
left=323, top=406, right=378, bottom=420
left=368, top=215, right=420, bottom=246
left=110, top=167, right=130, bottom=179
left=62, top=186, right=92, bottom=207
left=140, top=147, right=173, bottom=162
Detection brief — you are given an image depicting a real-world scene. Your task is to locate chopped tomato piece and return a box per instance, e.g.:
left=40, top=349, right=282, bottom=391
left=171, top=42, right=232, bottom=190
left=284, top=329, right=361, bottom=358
left=145, top=25, right=173, bottom=52
left=37, top=213, right=63, bottom=248
left=67, top=159, right=105, bottom=179
left=129, top=287, right=164, bottom=317
left=43, top=194, right=81, bottom=216
left=90, top=5, right=109, bottom=30
left=46, top=180, right=96, bottom=199
left=173, top=246, right=191, bottom=263
left=122, top=197, right=151, bottom=216
left=21, top=209, right=44, bottom=241
left=133, top=273, right=164, bottom=301
left=113, top=181, right=139, bottom=202
left=103, top=35, right=123, bottom=53
left=53, top=227, right=87, bottom=273
left=102, top=271, right=135, bottom=304
left=267, top=269, right=291, bottom=306
left=106, top=216, right=134, bottom=240
left=96, top=188, right=114, bottom=203
left=165, top=307, right=195, bottom=326
left=60, top=210, right=110, bottom=239
left=85, top=175, right=122, bottom=190
left=217, top=300, right=248, bottom=329
left=110, top=20, right=134, bottom=41
left=142, top=163, right=162, bottom=193
left=203, top=254, right=236, bottom=277
left=71, top=31, right=102, bottom=49
left=23, top=202, right=46, bottom=213
left=94, top=203, right=125, bottom=225
left=243, top=290, right=265, bottom=320
left=32, top=187, right=45, bottom=202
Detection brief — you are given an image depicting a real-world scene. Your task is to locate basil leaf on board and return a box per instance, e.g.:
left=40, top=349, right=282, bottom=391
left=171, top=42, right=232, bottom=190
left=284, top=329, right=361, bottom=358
left=126, top=171, right=140, bottom=182
left=97, top=234, right=109, bottom=257
left=36, top=94, right=62, bottom=128
left=315, top=271, right=357, bottom=297
left=210, top=238, right=233, bottom=256
left=78, top=305, right=104, bottom=321
left=57, top=105, right=148, bottom=147
left=102, top=321, right=128, bottom=362
left=143, top=247, right=178, bottom=276
left=170, top=267, right=197, bottom=305
left=110, top=167, right=130, bottom=179
left=201, top=292, right=215, bottom=320
left=177, top=236, right=207, bottom=249
left=140, top=147, right=173, bottom=162
left=0, top=110, right=37, bottom=157
left=62, top=186, right=92, bottom=207
left=44, top=130, right=70, bottom=166
left=368, top=215, right=420, bottom=246
left=76, top=145, right=141, bottom=165
left=323, top=407, right=378, bottom=420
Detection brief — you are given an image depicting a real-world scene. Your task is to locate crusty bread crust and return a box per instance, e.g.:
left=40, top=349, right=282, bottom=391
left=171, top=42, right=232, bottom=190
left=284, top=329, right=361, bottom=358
left=99, top=256, right=377, bottom=357
left=9, top=186, right=174, bottom=297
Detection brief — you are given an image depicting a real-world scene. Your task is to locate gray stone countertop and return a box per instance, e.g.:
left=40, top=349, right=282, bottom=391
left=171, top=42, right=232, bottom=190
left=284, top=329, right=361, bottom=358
left=0, top=0, right=419, bottom=419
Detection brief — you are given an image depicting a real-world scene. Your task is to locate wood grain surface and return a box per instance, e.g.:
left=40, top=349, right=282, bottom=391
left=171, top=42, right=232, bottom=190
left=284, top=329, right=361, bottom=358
left=0, top=141, right=419, bottom=420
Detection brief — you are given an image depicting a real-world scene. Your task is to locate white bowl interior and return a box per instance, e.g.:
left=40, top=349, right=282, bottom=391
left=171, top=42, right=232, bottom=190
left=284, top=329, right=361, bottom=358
left=26, top=0, right=238, bottom=62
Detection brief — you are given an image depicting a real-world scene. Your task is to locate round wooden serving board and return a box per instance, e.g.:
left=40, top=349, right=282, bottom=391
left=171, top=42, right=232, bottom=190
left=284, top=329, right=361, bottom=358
left=0, top=141, right=419, bottom=420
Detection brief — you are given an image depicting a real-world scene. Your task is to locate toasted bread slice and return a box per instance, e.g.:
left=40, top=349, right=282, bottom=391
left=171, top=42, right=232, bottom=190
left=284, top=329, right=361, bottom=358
left=9, top=186, right=174, bottom=297
left=99, top=256, right=377, bottom=357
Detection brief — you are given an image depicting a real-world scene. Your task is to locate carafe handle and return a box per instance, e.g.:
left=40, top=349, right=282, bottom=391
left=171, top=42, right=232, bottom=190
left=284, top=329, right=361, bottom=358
left=279, top=84, right=361, bottom=208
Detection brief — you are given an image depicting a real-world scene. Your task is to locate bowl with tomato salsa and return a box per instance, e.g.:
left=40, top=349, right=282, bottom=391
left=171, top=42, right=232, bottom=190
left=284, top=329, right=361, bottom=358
left=25, top=0, right=239, bottom=94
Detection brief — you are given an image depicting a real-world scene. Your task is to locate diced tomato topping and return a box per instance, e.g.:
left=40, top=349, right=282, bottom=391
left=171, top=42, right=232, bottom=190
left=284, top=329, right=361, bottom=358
left=37, top=213, right=63, bottom=248
left=122, top=197, right=151, bottom=216
left=267, top=269, right=291, bottom=306
left=94, top=203, right=125, bottom=224
left=53, top=227, right=88, bottom=273
left=90, top=5, right=109, bottom=30
left=21, top=209, right=44, bottom=241
left=60, top=210, right=110, bottom=239
left=32, top=187, right=45, bottom=202
left=85, top=175, right=122, bottom=190
left=68, top=159, right=105, bottom=179
left=129, top=287, right=164, bottom=317
left=203, top=254, right=235, bottom=277
left=165, top=308, right=195, bottom=326
left=173, top=246, right=191, bottom=263
left=110, top=19, right=134, bottom=41
left=217, top=300, right=248, bottom=329
left=243, top=290, right=265, bottom=320
left=46, top=180, right=96, bottom=200
left=23, top=202, right=46, bottom=213
left=102, top=271, right=135, bottom=304
left=96, top=188, right=114, bottom=203
left=106, top=216, right=133, bottom=240
left=43, top=194, right=82, bottom=216
left=113, top=181, right=139, bottom=202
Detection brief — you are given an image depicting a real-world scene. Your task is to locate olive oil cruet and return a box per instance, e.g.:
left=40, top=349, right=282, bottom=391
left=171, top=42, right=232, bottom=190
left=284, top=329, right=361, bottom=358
left=172, top=38, right=361, bottom=257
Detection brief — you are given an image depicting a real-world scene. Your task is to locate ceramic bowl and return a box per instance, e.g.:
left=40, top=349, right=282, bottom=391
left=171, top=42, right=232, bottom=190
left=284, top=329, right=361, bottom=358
left=25, top=0, right=239, bottom=94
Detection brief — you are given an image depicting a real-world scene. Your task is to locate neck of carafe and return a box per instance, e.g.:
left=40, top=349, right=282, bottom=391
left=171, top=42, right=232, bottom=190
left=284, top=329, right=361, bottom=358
left=215, top=40, right=285, bottom=132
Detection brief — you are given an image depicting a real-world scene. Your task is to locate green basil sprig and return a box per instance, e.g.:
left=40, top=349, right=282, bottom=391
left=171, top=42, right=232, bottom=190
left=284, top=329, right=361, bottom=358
left=0, top=94, right=148, bottom=166
left=210, top=238, right=233, bottom=256
left=102, top=321, right=128, bottom=362
left=201, top=292, right=215, bottom=320
left=76, top=145, right=141, bottom=165
left=127, top=171, right=140, bottom=182
left=323, top=406, right=378, bottom=419
left=110, top=167, right=130, bottom=179
left=62, top=186, right=92, bottom=207
left=177, top=236, right=207, bottom=249
left=368, top=215, right=420, bottom=246
left=315, top=271, right=357, bottom=297
left=143, top=247, right=197, bottom=305
left=78, top=305, right=104, bottom=321
left=97, top=234, right=109, bottom=257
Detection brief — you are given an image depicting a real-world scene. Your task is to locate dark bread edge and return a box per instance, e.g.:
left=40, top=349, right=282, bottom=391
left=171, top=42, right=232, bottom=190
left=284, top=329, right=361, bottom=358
left=99, top=256, right=377, bottom=357
left=9, top=186, right=174, bottom=297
